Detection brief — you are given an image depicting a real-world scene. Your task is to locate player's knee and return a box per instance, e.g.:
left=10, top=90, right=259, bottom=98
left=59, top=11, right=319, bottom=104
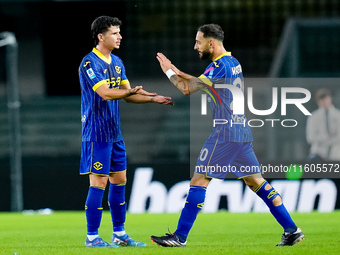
left=243, top=175, right=265, bottom=191
left=190, top=176, right=210, bottom=187
left=246, top=183, right=256, bottom=191
left=109, top=171, right=127, bottom=184
left=89, top=174, right=108, bottom=188
left=109, top=176, right=127, bottom=184
left=91, top=181, right=107, bottom=188
left=245, top=180, right=262, bottom=191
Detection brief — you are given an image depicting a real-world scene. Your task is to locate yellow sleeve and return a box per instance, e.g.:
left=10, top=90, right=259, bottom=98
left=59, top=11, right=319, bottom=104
left=92, top=80, right=107, bottom=91
left=120, top=79, right=129, bottom=86
left=198, top=74, right=213, bottom=87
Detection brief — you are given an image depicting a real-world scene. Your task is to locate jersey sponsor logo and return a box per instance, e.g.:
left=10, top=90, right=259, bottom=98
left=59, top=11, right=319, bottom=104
left=83, top=61, right=91, bottom=67
left=232, top=64, right=242, bottom=75
left=93, top=162, right=103, bottom=171
left=86, top=68, right=96, bottom=79
left=104, top=69, right=107, bottom=73
left=213, top=62, right=219, bottom=68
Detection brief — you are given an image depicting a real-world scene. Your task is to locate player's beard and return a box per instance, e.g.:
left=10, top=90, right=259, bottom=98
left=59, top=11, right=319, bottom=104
left=200, top=49, right=212, bottom=60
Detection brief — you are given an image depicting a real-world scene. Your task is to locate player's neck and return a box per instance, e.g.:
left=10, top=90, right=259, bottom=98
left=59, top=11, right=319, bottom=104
left=95, top=45, right=112, bottom=59
left=211, top=47, right=227, bottom=61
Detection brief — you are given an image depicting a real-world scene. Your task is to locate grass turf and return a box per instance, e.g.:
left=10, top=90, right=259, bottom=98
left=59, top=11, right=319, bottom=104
left=0, top=211, right=339, bottom=255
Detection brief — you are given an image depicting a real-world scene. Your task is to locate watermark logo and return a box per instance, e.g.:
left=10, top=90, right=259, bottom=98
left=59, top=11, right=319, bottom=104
left=198, top=82, right=222, bottom=115
left=200, top=84, right=312, bottom=128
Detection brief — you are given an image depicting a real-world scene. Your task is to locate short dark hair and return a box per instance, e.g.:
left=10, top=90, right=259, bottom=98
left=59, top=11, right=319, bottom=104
left=91, top=16, right=122, bottom=46
left=315, top=88, right=331, bottom=102
left=197, top=24, right=224, bottom=41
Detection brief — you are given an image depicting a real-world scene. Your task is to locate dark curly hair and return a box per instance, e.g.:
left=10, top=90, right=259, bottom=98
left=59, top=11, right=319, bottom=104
left=197, top=24, right=224, bottom=42
left=91, top=16, right=122, bottom=46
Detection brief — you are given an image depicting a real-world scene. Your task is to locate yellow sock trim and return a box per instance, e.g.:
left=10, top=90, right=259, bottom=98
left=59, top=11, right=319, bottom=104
left=254, top=180, right=266, bottom=193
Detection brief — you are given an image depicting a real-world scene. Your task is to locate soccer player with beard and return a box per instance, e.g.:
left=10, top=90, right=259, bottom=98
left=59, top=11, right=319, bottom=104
left=151, top=24, right=304, bottom=247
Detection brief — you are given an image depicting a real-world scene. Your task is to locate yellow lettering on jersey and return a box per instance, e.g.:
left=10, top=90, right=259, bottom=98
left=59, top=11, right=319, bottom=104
left=106, top=77, right=121, bottom=88
left=116, top=77, right=121, bottom=86
left=83, top=61, right=91, bottom=67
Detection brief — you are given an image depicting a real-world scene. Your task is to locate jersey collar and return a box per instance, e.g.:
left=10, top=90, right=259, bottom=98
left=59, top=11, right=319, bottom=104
left=92, top=48, right=112, bottom=64
left=213, top=51, right=231, bottom=62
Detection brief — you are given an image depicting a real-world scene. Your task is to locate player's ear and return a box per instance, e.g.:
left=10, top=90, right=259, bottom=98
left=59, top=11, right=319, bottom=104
left=98, top=33, right=104, bottom=42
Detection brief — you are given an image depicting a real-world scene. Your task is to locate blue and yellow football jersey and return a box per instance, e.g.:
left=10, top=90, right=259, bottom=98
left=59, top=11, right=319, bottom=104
left=79, top=48, right=129, bottom=142
left=198, top=52, right=253, bottom=142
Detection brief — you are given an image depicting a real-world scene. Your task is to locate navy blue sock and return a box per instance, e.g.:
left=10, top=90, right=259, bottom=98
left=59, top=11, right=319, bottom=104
left=255, top=180, right=297, bottom=233
left=175, top=185, right=207, bottom=242
left=85, top=186, right=105, bottom=235
left=108, top=182, right=126, bottom=233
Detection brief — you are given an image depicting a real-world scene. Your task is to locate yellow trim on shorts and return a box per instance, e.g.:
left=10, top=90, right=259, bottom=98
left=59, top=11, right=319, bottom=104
left=237, top=172, right=263, bottom=181
left=110, top=169, right=127, bottom=174
left=80, top=172, right=110, bottom=177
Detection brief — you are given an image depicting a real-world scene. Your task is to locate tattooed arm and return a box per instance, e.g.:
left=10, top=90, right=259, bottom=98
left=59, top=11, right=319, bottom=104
left=156, top=52, right=203, bottom=95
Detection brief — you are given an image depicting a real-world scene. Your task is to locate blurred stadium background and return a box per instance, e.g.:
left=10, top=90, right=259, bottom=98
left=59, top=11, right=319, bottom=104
left=0, top=0, right=340, bottom=212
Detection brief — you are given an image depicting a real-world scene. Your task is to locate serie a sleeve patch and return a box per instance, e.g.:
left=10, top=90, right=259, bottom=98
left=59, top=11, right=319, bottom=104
left=86, top=68, right=96, bottom=79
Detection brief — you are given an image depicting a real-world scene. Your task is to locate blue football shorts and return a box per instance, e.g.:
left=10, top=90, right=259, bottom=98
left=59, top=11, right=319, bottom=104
left=195, top=139, right=261, bottom=179
left=80, top=140, right=127, bottom=176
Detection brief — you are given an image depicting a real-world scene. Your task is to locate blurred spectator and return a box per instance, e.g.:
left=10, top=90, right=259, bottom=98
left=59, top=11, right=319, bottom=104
left=306, top=88, right=340, bottom=161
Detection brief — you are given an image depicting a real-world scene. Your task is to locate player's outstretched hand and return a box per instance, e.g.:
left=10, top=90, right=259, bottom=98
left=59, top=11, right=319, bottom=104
left=135, top=88, right=158, bottom=97
left=156, top=53, right=173, bottom=73
left=171, top=64, right=181, bottom=75
left=130, top=86, right=143, bottom=94
left=151, top=95, right=174, bottom=105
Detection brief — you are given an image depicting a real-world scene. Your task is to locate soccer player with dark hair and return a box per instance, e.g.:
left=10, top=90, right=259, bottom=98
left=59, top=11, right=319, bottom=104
left=79, top=16, right=173, bottom=248
left=151, top=23, right=304, bottom=247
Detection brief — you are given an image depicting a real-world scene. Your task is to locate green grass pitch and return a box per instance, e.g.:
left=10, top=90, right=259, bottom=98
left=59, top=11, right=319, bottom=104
left=0, top=211, right=339, bottom=255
